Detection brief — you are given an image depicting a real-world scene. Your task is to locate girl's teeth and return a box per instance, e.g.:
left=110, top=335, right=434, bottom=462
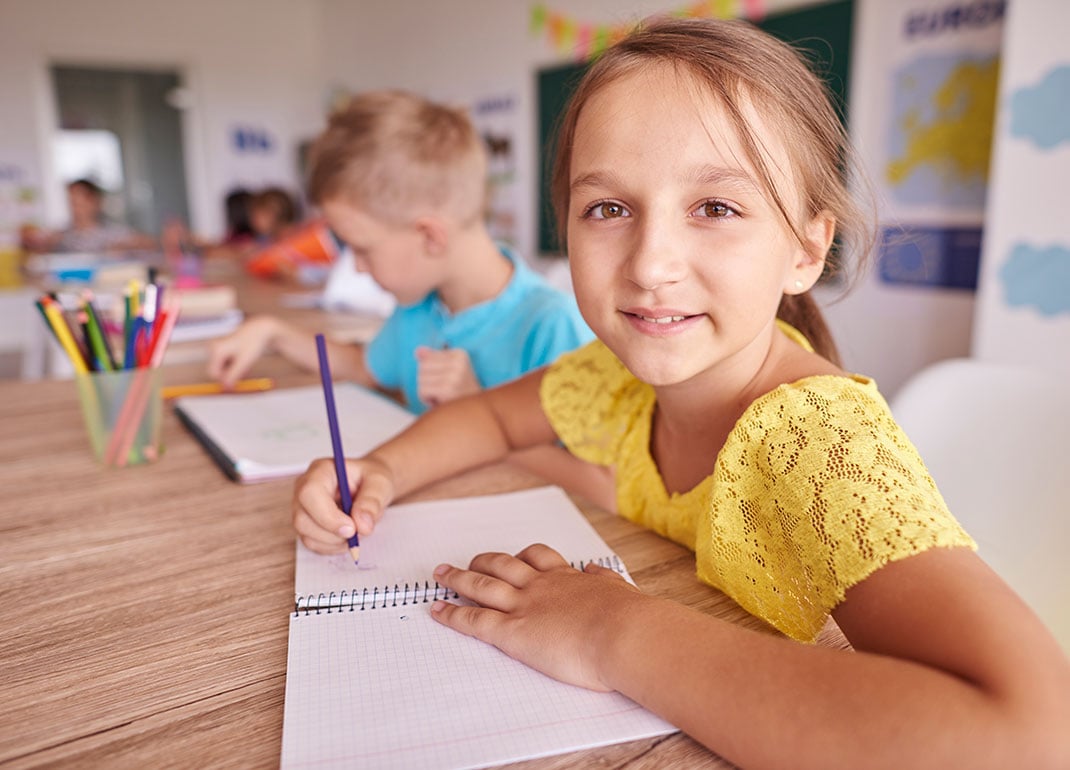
left=639, top=315, right=685, bottom=324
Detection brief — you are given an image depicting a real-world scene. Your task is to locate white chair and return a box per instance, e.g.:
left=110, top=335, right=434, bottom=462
left=890, top=357, right=1070, bottom=651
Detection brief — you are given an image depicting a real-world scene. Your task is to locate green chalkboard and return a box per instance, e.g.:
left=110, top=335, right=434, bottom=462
left=536, top=0, right=855, bottom=254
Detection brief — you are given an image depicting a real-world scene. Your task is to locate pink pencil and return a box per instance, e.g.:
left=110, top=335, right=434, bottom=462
left=106, top=298, right=181, bottom=467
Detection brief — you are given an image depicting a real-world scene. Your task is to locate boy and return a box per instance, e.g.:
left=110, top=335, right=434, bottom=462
left=209, top=89, right=594, bottom=420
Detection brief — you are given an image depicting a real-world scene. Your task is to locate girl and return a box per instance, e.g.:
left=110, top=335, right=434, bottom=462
left=292, top=18, right=1070, bottom=768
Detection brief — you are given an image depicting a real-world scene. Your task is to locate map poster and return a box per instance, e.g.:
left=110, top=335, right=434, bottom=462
left=871, top=0, right=1005, bottom=290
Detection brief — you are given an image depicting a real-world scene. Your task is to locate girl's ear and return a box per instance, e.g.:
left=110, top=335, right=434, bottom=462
left=787, top=210, right=835, bottom=294
left=414, top=216, right=449, bottom=257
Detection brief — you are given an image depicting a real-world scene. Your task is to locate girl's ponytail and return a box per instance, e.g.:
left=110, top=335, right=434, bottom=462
left=777, top=293, right=841, bottom=367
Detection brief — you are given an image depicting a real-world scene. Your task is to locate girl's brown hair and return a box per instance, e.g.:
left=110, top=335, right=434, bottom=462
left=550, top=18, right=876, bottom=365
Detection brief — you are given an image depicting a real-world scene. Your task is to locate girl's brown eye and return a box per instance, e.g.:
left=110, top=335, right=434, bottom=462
left=599, top=202, right=624, bottom=218
left=701, top=201, right=731, bottom=218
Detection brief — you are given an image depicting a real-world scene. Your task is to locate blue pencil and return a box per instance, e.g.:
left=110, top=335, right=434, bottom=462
left=315, top=333, right=360, bottom=564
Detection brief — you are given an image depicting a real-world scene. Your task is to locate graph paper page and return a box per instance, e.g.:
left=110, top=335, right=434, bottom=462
left=282, top=485, right=676, bottom=768
left=280, top=603, right=675, bottom=769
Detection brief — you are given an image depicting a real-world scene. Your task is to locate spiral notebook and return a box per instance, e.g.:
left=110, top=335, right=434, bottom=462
left=281, top=486, right=677, bottom=769
left=174, top=383, right=414, bottom=483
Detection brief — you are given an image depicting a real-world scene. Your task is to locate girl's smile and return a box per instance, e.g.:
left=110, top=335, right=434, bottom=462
left=621, top=308, right=704, bottom=336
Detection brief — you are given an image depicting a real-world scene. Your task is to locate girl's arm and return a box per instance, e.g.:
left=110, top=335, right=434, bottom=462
left=431, top=545, right=1070, bottom=770
left=506, top=445, right=617, bottom=513
left=292, top=369, right=558, bottom=551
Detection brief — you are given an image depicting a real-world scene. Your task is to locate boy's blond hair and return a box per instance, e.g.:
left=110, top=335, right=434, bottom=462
left=307, top=90, right=487, bottom=227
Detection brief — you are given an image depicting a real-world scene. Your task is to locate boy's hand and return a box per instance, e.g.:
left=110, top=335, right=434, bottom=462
left=415, top=346, right=481, bottom=408
left=291, top=456, right=396, bottom=553
left=431, top=544, right=644, bottom=692
left=206, top=316, right=278, bottom=387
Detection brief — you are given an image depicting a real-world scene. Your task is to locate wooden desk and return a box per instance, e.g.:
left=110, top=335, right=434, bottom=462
left=0, top=362, right=850, bottom=768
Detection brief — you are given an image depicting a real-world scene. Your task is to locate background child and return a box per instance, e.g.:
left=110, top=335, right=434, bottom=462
left=212, top=90, right=605, bottom=500
left=20, top=178, right=156, bottom=254
left=247, top=186, right=299, bottom=245
left=291, top=18, right=1070, bottom=768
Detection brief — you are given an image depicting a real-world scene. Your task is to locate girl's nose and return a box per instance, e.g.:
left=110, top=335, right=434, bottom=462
left=624, top=216, right=686, bottom=291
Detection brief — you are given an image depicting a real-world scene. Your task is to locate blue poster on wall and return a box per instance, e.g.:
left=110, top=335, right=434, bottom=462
left=879, top=224, right=982, bottom=290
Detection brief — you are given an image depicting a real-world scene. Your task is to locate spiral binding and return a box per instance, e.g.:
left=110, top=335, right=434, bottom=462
left=293, top=554, right=624, bottom=617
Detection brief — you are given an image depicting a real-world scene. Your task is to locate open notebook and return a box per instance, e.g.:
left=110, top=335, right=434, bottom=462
left=281, top=486, right=677, bottom=769
left=173, top=383, right=414, bottom=482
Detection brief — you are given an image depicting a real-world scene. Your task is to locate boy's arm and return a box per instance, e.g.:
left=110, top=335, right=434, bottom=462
left=207, top=315, right=376, bottom=389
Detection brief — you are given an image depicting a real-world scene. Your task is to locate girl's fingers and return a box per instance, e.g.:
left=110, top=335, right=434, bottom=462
left=467, top=551, right=540, bottom=587
left=293, top=459, right=354, bottom=536
left=515, top=543, right=571, bottom=572
left=298, top=530, right=348, bottom=555
left=434, top=561, right=522, bottom=611
left=349, top=462, right=392, bottom=531
left=293, top=508, right=347, bottom=549
left=430, top=601, right=506, bottom=643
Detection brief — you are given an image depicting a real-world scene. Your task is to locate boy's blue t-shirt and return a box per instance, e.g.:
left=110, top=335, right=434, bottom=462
left=364, top=245, right=593, bottom=414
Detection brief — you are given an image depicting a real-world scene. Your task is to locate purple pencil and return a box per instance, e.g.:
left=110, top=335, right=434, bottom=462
left=315, top=333, right=360, bottom=564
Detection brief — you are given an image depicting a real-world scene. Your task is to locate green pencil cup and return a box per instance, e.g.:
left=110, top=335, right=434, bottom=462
left=75, top=368, right=164, bottom=468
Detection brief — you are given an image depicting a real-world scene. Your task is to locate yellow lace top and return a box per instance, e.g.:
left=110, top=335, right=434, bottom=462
left=540, top=331, right=976, bottom=642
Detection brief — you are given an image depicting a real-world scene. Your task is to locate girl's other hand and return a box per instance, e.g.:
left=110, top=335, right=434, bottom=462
left=291, top=455, right=396, bottom=552
left=430, top=543, right=644, bottom=692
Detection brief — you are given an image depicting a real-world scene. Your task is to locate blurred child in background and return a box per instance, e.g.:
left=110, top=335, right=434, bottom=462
left=21, top=178, right=156, bottom=255
left=209, top=90, right=609, bottom=502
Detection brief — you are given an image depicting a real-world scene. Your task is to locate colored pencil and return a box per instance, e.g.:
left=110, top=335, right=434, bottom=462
left=161, top=378, right=275, bottom=400
left=315, top=333, right=360, bottom=564
left=83, top=304, right=114, bottom=372
left=39, top=297, right=90, bottom=374
left=111, top=297, right=181, bottom=467
left=82, top=291, right=118, bottom=371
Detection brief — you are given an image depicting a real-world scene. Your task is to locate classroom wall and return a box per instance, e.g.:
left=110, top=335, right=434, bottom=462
left=971, top=0, right=1070, bottom=371
left=0, top=0, right=326, bottom=239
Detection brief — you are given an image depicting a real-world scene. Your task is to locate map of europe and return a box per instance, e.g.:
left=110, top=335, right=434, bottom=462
left=886, top=54, right=999, bottom=208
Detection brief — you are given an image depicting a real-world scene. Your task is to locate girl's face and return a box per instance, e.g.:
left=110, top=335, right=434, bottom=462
left=566, top=64, right=829, bottom=390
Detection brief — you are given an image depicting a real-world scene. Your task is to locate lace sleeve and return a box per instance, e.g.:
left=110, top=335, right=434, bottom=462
left=696, top=376, right=977, bottom=642
left=539, top=341, right=650, bottom=467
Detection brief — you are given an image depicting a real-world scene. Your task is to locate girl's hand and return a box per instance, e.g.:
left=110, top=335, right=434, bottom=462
left=415, top=346, right=481, bottom=408
left=430, top=543, right=644, bottom=692
left=291, top=455, right=396, bottom=553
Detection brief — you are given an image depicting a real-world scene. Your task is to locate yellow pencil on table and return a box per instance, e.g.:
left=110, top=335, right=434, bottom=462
left=161, top=377, right=275, bottom=400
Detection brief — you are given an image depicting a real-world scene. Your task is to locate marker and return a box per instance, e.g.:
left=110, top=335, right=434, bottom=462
left=315, top=333, right=359, bottom=564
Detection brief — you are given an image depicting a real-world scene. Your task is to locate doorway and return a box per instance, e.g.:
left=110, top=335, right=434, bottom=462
left=50, top=65, right=190, bottom=237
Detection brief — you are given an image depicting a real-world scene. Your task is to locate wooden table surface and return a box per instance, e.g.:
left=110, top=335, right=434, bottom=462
left=0, top=272, right=848, bottom=768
